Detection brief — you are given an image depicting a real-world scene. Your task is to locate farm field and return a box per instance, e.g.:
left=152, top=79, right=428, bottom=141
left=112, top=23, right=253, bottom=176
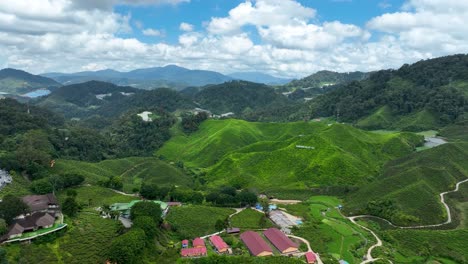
left=57, top=185, right=136, bottom=206
left=166, top=205, right=235, bottom=239
left=230, top=208, right=275, bottom=230
left=158, top=119, right=423, bottom=189
left=51, top=157, right=192, bottom=193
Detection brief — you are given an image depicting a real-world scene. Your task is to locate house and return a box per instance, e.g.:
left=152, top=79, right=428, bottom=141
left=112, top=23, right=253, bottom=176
left=22, top=194, right=59, bottom=215
left=180, top=247, right=207, bottom=257
left=226, top=227, right=240, bottom=234
left=209, top=235, right=229, bottom=253
left=182, top=239, right=189, bottom=248
left=192, top=237, right=205, bottom=248
left=7, top=212, right=55, bottom=239
left=240, top=231, right=273, bottom=257
left=109, top=200, right=168, bottom=218
left=305, top=252, right=317, bottom=263
left=263, top=228, right=298, bottom=254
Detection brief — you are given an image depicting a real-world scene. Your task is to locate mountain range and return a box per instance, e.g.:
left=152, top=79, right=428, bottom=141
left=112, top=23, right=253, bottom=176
left=0, top=68, right=61, bottom=95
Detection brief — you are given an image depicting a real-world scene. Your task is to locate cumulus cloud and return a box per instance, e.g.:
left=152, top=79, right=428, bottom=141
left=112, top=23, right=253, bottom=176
left=0, top=0, right=467, bottom=78
left=179, top=22, right=194, bottom=32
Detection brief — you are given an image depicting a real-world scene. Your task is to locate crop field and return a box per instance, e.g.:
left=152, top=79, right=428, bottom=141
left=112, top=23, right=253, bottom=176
left=158, top=119, right=423, bottom=189
left=166, top=205, right=234, bottom=239
left=0, top=172, right=31, bottom=199
left=57, top=185, right=135, bottom=206
left=51, top=157, right=192, bottom=193
left=230, top=209, right=274, bottom=230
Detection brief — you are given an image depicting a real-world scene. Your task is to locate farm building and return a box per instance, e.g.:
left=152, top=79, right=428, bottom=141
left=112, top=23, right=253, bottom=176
left=226, top=227, right=240, bottom=234
left=305, top=252, right=317, bottom=263
left=180, top=247, right=207, bottom=257
left=109, top=200, right=168, bottom=218
left=209, top=235, right=229, bottom=253
left=263, top=228, right=298, bottom=254
left=193, top=237, right=205, bottom=248
left=182, top=239, right=189, bottom=248
left=240, top=231, right=273, bottom=257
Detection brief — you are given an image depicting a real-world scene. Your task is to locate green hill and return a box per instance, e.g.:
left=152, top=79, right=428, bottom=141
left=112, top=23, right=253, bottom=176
left=0, top=68, right=61, bottom=95
left=345, top=143, right=468, bottom=225
left=157, top=119, right=423, bottom=189
left=310, top=55, right=468, bottom=130
left=51, top=157, right=192, bottom=193
left=285, top=70, right=369, bottom=89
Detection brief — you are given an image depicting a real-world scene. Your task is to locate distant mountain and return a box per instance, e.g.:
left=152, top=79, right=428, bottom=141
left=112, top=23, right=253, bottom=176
left=42, top=65, right=233, bottom=89
left=286, top=70, right=370, bottom=89
left=0, top=68, right=61, bottom=95
left=228, top=72, right=291, bottom=85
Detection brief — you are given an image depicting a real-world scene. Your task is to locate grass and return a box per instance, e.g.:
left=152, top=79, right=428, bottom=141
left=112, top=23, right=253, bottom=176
left=5, top=213, right=121, bottom=264
left=57, top=185, right=135, bottom=206
left=51, top=157, right=192, bottom=193
left=158, top=119, right=423, bottom=189
left=166, top=205, right=234, bottom=239
left=345, top=142, right=468, bottom=226
left=0, top=172, right=31, bottom=199
left=230, top=209, right=274, bottom=230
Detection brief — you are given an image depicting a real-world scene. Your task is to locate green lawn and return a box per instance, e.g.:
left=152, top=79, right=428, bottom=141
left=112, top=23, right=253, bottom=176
left=230, top=209, right=274, bottom=230
left=166, top=205, right=234, bottom=239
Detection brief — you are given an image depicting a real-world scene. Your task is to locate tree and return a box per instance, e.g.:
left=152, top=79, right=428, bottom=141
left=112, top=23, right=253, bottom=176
left=0, top=219, right=7, bottom=235
left=108, top=228, right=146, bottom=264
left=30, top=178, right=54, bottom=194
left=0, top=195, right=29, bottom=224
left=0, top=247, right=7, bottom=264
left=236, top=190, right=257, bottom=206
left=133, top=216, right=158, bottom=241
left=62, top=196, right=79, bottom=217
left=130, top=201, right=162, bottom=225
left=215, top=219, right=225, bottom=232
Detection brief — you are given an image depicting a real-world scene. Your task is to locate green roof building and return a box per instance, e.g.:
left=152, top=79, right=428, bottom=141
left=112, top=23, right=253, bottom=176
left=110, top=200, right=169, bottom=218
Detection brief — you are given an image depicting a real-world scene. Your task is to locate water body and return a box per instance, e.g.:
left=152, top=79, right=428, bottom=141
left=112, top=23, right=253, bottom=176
left=23, top=89, right=51, bottom=98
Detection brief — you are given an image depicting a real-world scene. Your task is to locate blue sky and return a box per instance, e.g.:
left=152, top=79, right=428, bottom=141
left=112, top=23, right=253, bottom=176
left=0, top=0, right=467, bottom=77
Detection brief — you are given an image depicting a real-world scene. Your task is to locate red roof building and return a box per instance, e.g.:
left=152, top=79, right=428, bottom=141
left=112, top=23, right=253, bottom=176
left=193, top=237, right=205, bottom=248
left=180, top=247, right=207, bottom=257
left=263, top=228, right=298, bottom=254
left=240, top=231, right=273, bottom=257
left=182, top=239, right=189, bottom=248
left=305, top=252, right=317, bottom=263
left=209, top=235, right=229, bottom=253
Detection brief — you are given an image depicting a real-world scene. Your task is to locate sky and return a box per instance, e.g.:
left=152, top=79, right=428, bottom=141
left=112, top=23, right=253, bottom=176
left=0, top=0, right=467, bottom=78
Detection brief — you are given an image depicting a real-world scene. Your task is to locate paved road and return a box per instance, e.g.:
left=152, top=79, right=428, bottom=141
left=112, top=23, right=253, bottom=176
left=347, top=178, right=468, bottom=263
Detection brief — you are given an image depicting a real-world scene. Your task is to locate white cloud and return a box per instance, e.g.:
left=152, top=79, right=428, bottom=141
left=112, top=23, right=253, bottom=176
left=0, top=0, right=467, bottom=79
left=179, top=22, right=194, bottom=32
left=142, top=28, right=164, bottom=37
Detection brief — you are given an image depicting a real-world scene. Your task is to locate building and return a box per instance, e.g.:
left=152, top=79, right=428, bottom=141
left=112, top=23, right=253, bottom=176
left=305, top=252, right=317, bottom=263
left=7, top=212, right=55, bottom=239
left=167, top=202, right=182, bottom=207
left=109, top=200, right=168, bottom=218
left=263, top=228, right=298, bottom=254
left=180, top=247, right=207, bottom=257
left=226, top=227, right=240, bottom=234
left=240, top=231, right=273, bottom=257
left=209, top=235, right=229, bottom=253
left=182, top=239, right=189, bottom=248
left=192, top=237, right=205, bottom=248
left=22, top=194, right=59, bottom=215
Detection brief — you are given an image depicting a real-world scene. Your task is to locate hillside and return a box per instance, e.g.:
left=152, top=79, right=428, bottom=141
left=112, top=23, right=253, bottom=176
left=157, top=119, right=423, bottom=189
left=285, top=70, right=369, bottom=89
left=228, top=72, right=291, bottom=85
left=345, top=143, right=468, bottom=226
left=43, top=65, right=233, bottom=89
left=0, top=68, right=61, bottom=95
left=310, top=54, right=468, bottom=130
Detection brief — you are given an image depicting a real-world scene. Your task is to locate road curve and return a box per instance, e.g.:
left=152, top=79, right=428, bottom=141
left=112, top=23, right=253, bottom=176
left=347, top=178, right=468, bottom=263
left=287, top=234, right=324, bottom=264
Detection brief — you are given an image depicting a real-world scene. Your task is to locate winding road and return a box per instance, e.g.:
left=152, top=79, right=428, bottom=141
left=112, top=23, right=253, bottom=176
left=347, top=178, right=468, bottom=263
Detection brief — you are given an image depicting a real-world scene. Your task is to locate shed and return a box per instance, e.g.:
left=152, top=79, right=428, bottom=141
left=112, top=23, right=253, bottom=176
left=226, top=227, right=240, bottom=234
left=305, top=252, right=317, bottom=263
left=182, top=239, right=189, bottom=248
left=240, top=231, right=273, bottom=257
left=209, top=235, right=229, bottom=253
left=193, top=237, right=205, bottom=248
left=263, top=228, right=298, bottom=254
left=181, top=247, right=207, bottom=257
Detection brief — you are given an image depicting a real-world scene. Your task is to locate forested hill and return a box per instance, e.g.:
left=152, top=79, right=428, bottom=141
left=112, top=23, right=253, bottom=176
left=286, top=70, right=369, bottom=89
left=0, top=68, right=61, bottom=95
left=309, top=54, right=468, bottom=130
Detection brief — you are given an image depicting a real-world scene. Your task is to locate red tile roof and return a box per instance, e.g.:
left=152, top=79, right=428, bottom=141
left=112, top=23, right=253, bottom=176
left=305, top=252, right=317, bottom=263
left=263, top=228, right=298, bottom=253
left=193, top=237, right=205, bottom=248
left=182, top=239, right=189, bottom=245
left=209, top=235, right=229, bottom=251
left=180, top=247, right=207, bottom=257
left=240, top=231, right=273, bottom=256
